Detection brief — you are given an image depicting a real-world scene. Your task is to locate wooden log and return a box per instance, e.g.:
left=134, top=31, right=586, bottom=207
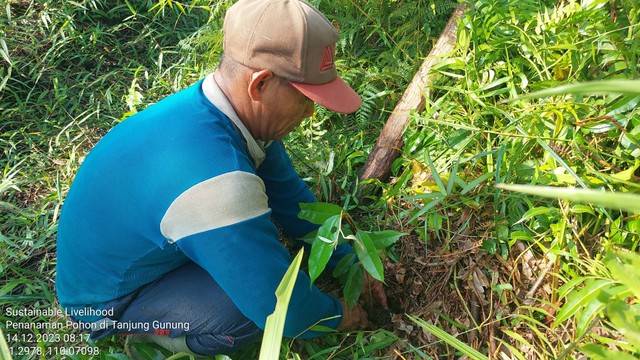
left=360, top=3, right=466, bottom=181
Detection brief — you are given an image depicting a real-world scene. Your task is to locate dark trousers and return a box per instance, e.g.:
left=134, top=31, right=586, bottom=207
left=87, top=261, right=263, bottom=356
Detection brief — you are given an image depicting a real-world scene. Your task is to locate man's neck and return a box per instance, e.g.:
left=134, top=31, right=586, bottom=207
left=212, top=70, right=261, bottom=141
left=204, top=72, right=266, bottom=167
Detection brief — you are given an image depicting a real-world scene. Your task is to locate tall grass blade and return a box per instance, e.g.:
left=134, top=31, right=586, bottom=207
left=259, top=249, right=304, bottom=360
left=0, top=328, right=12, bottom=360
left=408, top=315, right=489, bottom=360
left=508, top=80, right=640, bottom=101
left=497, top=184, right=640, bottom=214
left=0, top=39, right=11, bottom=65
left=424, top=151, right=447, bottom=196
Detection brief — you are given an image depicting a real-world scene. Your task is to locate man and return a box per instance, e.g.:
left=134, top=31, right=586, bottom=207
left=56, top=0, right=387, bottom=356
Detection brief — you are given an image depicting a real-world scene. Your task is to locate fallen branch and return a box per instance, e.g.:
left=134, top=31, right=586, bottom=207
left=360, top=3, right=467, bottom=181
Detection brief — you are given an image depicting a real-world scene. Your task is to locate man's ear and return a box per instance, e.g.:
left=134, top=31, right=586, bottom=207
left=247, top=69, right=275, bottom=101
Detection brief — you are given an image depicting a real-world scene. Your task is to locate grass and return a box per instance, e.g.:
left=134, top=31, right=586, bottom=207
left=1, top=0, right=225, bottom=358
left=1, top=0, right=640, bottom=359
left=379, top=0, right=640, bottom=358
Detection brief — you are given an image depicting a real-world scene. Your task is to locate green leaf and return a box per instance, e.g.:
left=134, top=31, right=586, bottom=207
left=477, top=76, right=512, bottom=93
left=497, top=184, right=640, bottom=214
left=307, top=325, right=337, bottom=333
left=424, top=151, right=447, bottom=196
left=308, top=215, right=340, bottom=283
left=298, top=202, right=343, bottom=225
left=332, top=253, right=356, bottom=278
left=360, top=331, right=398, bottom=354
left=0, top=279, right=30, bottom=296
left=607, top=300, right=640, bottom=349
left=514, top=206, right=556, bottom=225
left=308, top=237, right=335, bottom=284
left=580, top=344, right=638, bottom=360
left=574, top=293, right=607, bottom=337
left=461, top=172, right=494, bottom=194
left=604, top=250, right=640, bottom=300
left=352, top=232, right=385, bottom=282
left=407, top=197, right=443, bottom=223
left=364, top=230, right=405, bottom=249
left=557, top=276, right=588, bottom=299
left=554, top=278, right=613, bottom=326
left=570, top=204, right=595, bottom=215
left=481, top=239, right=497, bottom=254
left=446, top=161, right=458, bottom=194
left=259, top=249, right=304, bottom=360
left=299, top=229, right=318, bottom=245
left=344, top=263, right=363, bottom=309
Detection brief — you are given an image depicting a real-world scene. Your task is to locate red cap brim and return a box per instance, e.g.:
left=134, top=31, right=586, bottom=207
left=290, top=77, right=362, bottom=114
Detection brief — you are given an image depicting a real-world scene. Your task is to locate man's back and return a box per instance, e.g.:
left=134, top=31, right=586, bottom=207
left=56, top=79, right=252, bottom=310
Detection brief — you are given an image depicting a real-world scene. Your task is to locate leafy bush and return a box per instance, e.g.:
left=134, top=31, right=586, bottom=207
left=298, top=202, right=403, bottom=309
left=379, top=0, right=639, bottom=357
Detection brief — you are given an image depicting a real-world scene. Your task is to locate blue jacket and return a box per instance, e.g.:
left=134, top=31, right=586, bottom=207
left=56, top=76, right=350, bottom=338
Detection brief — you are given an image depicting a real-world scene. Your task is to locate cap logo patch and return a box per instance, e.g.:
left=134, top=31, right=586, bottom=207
left=319, top=46, right=334, bottom=71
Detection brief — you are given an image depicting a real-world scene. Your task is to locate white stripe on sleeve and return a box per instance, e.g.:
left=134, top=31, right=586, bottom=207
left=160, top=171, right=270, bottom=242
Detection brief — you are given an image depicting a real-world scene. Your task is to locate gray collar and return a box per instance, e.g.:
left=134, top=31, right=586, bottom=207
left=201, top=74, right=266, bottom=167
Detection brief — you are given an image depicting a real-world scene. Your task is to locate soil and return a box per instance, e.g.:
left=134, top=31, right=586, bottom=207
left=368, top=306, right=393, bottom=327
left=373, top=206, right=557, bottom=359
left=294, top=203, right=559, bottom=358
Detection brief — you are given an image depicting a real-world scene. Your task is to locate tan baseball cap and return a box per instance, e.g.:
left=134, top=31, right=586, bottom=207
left=223, top=0, right=362, bottom=114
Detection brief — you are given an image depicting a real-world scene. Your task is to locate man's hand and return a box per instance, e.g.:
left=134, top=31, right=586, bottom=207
left=337, top=271, right=389, bottom=331
left=360, top=272, right=388, bottom=311
left=337, top=299, right=370, bottom=331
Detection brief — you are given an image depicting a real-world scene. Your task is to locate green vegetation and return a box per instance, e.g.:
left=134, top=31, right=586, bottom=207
left=299, top=202, right=403, bottom=310
left=260, top=249, right=304, bottom=360
left=1, top=0, right=639, bottom=359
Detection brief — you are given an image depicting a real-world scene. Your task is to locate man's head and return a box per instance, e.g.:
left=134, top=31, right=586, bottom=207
left=222, top=0, right=362, bottom=115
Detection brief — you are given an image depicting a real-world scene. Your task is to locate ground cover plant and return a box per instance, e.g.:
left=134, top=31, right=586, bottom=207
left=1, top=0, right=639, bottom=359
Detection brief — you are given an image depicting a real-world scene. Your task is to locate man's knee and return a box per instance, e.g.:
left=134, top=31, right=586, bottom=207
left=186, top=321, right=263, bottom=356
